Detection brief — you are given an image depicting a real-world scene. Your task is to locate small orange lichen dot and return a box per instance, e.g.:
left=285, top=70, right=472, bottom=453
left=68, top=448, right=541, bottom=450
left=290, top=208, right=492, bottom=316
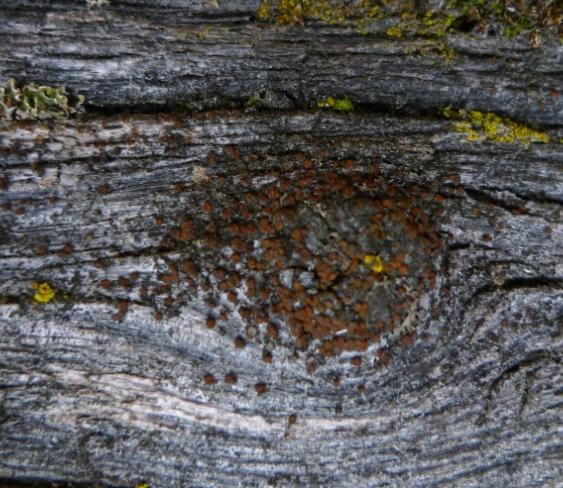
left=99, top=279, right=111, bottom=289
left=399, top=333, right=415, bottom=347
left=262, top=350, right=273, bottom=363
left=350, top=356, right=362, bottom=367
left=377, top=348, right=390, bottom=365
left=266, top=323, right=279, bottom=338
left=32, top=282, right=55, bottom=303
left=224, top=372, right=238, bottom=384
left=203, top=374, right=216, bottom=385
left=255, top=383, right=268, bottom=395
left=35, top=245, right=48, bottom=256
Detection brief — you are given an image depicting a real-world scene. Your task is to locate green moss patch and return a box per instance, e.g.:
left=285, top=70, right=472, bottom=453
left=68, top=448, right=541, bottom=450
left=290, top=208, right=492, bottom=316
left=257, top=0, right=561, bottom=44
left=317, top=96, right=354, bottom=112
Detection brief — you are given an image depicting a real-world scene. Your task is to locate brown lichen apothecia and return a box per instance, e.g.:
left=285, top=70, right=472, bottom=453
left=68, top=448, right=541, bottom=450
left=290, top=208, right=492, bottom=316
left=99, top=154, right=446, bottom=394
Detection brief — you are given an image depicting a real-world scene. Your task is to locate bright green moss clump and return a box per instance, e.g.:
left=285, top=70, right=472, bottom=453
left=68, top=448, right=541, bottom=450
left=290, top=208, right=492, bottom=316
left=444, top=107, right=550, bottom=146
left=0, top=78, right=84, bottom=120
left=317, top=96, right=354, bottom=112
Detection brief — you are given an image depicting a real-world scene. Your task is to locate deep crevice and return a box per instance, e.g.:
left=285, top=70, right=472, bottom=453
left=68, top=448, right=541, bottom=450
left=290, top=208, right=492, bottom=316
left=501, top=276, right=563, bottom=291
left=464, top=188, right=527, bottom=214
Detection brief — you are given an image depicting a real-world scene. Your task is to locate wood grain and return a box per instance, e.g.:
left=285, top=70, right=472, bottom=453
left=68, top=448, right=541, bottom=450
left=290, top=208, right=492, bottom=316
left=0, top=1, right=562, bottom=487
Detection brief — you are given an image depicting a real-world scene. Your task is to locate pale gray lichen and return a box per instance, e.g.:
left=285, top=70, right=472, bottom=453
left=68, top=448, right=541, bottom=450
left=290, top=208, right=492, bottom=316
left=0, top=78, right=85, bottom=121
left=86, top=0, right=110, bottom=7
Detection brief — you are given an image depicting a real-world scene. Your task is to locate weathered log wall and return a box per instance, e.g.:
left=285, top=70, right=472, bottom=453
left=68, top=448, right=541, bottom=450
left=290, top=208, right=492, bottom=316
left=0, top=1, right=562, bottom=487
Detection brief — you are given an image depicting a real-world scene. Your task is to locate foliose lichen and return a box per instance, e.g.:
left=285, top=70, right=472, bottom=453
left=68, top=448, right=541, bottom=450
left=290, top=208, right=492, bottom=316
left=0, top=78, right=84, bottom=121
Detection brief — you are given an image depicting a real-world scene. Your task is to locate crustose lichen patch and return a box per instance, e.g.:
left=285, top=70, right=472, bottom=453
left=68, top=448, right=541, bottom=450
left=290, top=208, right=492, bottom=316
left=98, top=154, right=446, bottom=387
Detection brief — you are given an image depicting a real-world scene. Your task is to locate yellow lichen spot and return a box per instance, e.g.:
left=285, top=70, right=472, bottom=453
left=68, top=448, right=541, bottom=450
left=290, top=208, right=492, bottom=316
left=257, top=0, right=272, bottom=20
left=465, top=129, right=481, bottom=141
left=135, top=484, right=149, bottom=488
left=365, top=4, right=381, bottom=19
left=32, top=282, right=55, bottom=303
left=447, top=108, right=550, bottom=146
left=363, top=255, right=384, bottom=273
left=276, top=0, right=303, bottom=25
left=386, top=24, right=404, bottom=38
left=442, top=106, right=457, bottom=119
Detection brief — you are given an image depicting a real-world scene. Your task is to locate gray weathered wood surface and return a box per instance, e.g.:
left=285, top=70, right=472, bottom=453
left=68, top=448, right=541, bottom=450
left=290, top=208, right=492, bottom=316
left=0, top=1, right=562, bottom=487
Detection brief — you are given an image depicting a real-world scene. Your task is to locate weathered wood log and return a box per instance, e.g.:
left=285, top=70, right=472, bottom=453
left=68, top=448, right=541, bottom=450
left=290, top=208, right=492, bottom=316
left=0, top=1, right=562, bottom=487
left=1, top=0, right=561, bottom=126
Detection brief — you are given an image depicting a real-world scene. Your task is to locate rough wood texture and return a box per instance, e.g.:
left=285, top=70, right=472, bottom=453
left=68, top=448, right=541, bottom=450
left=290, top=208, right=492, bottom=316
left=0, top=1, right=562, bottom=487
